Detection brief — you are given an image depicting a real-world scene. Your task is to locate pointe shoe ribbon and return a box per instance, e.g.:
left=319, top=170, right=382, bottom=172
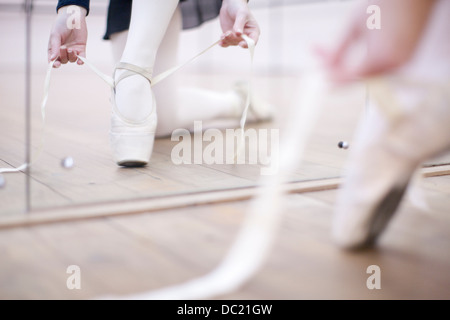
left=0, top=35, right=255, bottom=173
left=0, top=58, right=57, bottom=173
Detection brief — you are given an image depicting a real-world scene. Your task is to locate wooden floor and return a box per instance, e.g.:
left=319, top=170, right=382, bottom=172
left=1, top=1, right=450, bottom=300
left=1, top=174, right=449, bottom=300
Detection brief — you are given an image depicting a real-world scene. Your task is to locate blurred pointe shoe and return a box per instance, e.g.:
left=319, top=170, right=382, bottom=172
left=233, top=81, right=275, bottom=122
left=110, top=62, right=157, bottom=167
left=332, top=77, right=450, bottom=249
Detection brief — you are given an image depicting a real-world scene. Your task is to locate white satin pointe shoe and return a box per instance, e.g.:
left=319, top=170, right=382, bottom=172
left=332, top=77, right=450, bottom=250
left=110, top=62, right=157, bottom=167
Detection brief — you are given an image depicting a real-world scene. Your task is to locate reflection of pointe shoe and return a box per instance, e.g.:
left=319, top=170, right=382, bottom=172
left=332, top=77, right=450, bottom=250
left=233, top=81, right=275, bottom=122
left=110, top=62, right=157, bottom=167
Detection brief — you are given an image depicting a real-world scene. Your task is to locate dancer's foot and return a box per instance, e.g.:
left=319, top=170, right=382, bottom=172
left=332, top=77, right=450, bottom=249
left=110, top=62, right=157, bottom=167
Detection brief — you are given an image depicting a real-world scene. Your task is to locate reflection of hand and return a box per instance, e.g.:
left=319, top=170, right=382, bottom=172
left=319, top=0, right=436, bottom=82
left=219, top=0, right=260, bottom=48
left=47, top=6, right=88, bottom=68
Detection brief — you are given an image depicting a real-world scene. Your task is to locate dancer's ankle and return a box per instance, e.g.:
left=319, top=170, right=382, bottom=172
left=114, top=72, right=155, bottom=122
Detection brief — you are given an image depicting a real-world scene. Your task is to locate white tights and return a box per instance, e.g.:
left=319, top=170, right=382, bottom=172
left=110, top=3, right=243, bottom=137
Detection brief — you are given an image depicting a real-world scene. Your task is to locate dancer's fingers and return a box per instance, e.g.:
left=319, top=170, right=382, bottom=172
left=59, top=46, right=69, bottom=64
left=67, top=49, right=77, bottom=63
left=220, top=31, right=233, bottom=47
left=73, top=47, right=86, bottom=65
left=222, top=32, right=246, bottom=47
left=221, top=27, right=259, bottom=49
left=48, top=33, right=61, bottom=68
left=232, top=10, right=248, bottom=37
left=245, top=29, right=259, bottom=46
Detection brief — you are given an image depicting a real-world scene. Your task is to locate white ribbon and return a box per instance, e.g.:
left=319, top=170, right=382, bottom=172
left=1, top=36, right=254, bottom=173
left=0, top=60, right=56, bottom=174
left=2, top=33, right=298, bottom=301
left=102, top=71, right=331, bottom=300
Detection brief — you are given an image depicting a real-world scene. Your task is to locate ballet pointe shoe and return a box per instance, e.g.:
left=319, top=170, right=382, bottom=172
left=332, top=77, right=450, bottom=250
left=110, top=62, right=157, bottom=167
left=233, top=81, right=275, bottom=122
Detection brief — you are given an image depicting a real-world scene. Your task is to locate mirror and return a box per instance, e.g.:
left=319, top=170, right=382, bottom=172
left=1, top=0, right=448, bottom=223
left=0, top=0, right=32, bottom=217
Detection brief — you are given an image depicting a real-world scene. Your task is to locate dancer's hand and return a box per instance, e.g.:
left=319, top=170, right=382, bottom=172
left=318, top=0, right=435, bottom=82
left=48, top=5, right=88, bottom=68
left=219, top=0, right=260, bottom=48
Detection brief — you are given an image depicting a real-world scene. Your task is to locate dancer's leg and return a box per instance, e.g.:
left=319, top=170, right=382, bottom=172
left=111, top=6, right=247, bottom=137
left=114, top=0, right=178, bottom=122
left=331, top=0, right=450, bottom=249
left=151, top=8, right=270, bottom=136
left=110, top=30, right=127, bottom=65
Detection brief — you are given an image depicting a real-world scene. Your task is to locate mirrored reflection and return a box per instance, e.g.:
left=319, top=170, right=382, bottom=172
left=11, top=0, right=444, bottom=218
left=0, top=1, right=32, bottom=217
left=3, top=0, right=365, bottom=216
